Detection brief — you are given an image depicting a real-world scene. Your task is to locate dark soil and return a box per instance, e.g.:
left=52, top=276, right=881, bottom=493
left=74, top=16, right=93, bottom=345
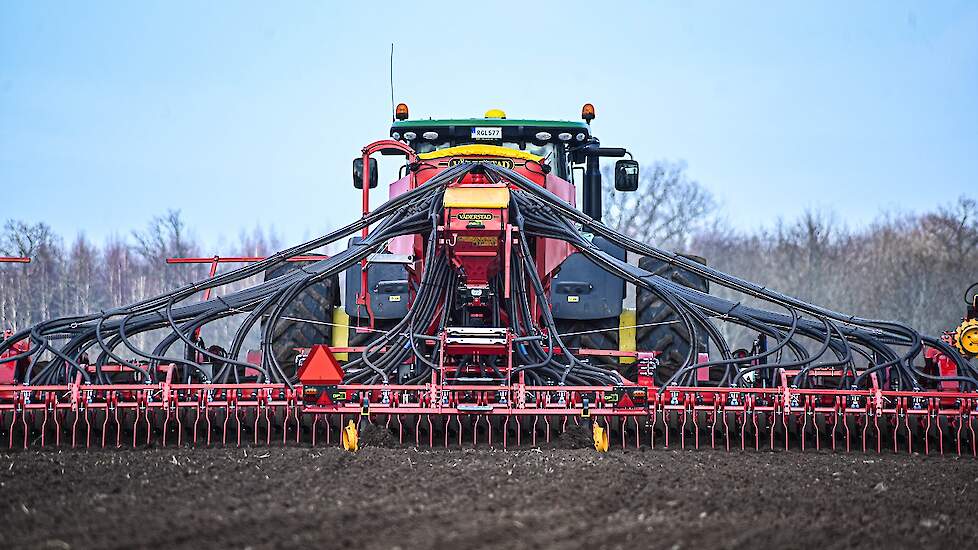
left=358, top=422, right=399, bottom=448
left=2, top=447, right=977, bottom=550
left=556, top=422, right=593, bottom=449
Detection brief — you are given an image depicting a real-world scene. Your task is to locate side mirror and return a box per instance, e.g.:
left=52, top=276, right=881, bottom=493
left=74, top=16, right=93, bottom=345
left=353, top=157, right=378, bottom=189
left=614, top=159, right=639, bottom=191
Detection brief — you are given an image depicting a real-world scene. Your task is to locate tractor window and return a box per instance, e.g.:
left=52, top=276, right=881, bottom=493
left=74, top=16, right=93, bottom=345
left=506, top=142, right=555, bottom=161
left=413, top=141, right=451, bottom=154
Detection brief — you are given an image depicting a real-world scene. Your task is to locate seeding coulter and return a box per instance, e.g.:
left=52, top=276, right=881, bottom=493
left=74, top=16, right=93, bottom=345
left=2, top=105, right=978, bottom=454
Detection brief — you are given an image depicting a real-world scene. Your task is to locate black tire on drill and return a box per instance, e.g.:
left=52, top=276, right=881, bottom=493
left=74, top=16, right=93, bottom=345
left=260, top=262, right=339, bottom=378
left=635, top=254, right=709, bottom=383
left=555, top=317, right=622, bottom=373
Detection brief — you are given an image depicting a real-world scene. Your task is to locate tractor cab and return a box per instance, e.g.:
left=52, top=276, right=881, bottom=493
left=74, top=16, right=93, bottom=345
left=390, top=107, right=591, bottom=181
left=388, top=104, right=639, bottom=220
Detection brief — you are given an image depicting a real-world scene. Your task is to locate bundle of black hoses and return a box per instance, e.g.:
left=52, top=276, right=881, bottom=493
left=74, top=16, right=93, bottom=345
left=3, top=159, right=973, bottom=392
left=481, top=162, right=977, bottom=392
left=0, top=162, right=476, bottom=387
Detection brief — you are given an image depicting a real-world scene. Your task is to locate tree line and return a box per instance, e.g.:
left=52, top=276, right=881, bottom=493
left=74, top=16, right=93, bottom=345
left=603, top=162, right=977, bottom=345
left=0, top=210, right=282, bottom=351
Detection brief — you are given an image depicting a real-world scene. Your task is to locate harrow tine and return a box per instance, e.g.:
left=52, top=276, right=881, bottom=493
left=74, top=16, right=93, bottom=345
left=814, top=412, right=821, bottom=451
left=292, top=404, right=301, bottom=445
left=893, top=415, right=899, bottom=454
left=338, top=414, right=345, bottom=448
left=925, top=414, right=931, bottom=456
left=502, top=416, right=509, bottom=449
left=54, top=409, right=62, bottom=447
left=193, top=395, right=204, bottom=446
left=801, top=410, right=808, bottom=452
left=252, top=406, right=262, bottom=446
left=782, top=412, right=790, bottom=451
left=20, top=408, right=29, bottom=450
left=680, top=408, right=688, bottom=450
left=312, top=414, right=319, bottom=446
left=740, top=412, right=748, bottom=451
left=489, top=415, right=495, bottom=448
left=831, top=412, right=838, bottom=451
left=865, top=412, right=874, bottom=453
left=84, top=407, right=92, bottom=448
left=648, top=411, right=656, bottom=449
left=40, top=407, right=48, bottom=448
left=894, top=414, right=906, bottom=454
left=221, top=408, right=229, bottom=446
left=193, top=402, right=201, bottom=447
left=968, top=412, right=978, bottom=458
left=663, top=409, right=670, bottom=449
left=143, top=407, right=151, bottom=447
left=282, top=404, right=291, bottom=445
left=707, top=408, right=716, bottom=450
left=112, top=406, right=120, bottom=448
left=722, top=411, right=730, bottom=452
left=515, top=416, right=522, bottom=447
left=206, top=409, right=213, bottom=447
left=632, top=417, right=640, bottom=449
left=843, top=413, right=850, bottom=452
left=956, top=416, right=962, bottom=456
left=162, top=408, right=170, bottom=448
left=253, top=407, right=260, bottom=446
left=176, top=407, right=183, bottom=447
left=73, top=408, right=81, bottom=449
left=906, top=415, right=913, bottom=455
left=6, top=410, right=14, bottom=450
left=254, top=408, right=262, bottom=447
left=101, top=408, right=109, bottom=449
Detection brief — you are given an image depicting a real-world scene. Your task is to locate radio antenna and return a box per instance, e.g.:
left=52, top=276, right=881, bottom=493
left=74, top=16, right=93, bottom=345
left=389, top=43, right=396, bottom=122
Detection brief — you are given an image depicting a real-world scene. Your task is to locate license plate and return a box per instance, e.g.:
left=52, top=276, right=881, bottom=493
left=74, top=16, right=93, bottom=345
left=471, top=127, right=502, bottom=140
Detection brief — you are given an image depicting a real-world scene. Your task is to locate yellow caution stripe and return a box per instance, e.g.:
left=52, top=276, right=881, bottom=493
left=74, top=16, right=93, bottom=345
left=619, top=308, right=636, bottom=365
left=330, top=308, right=350, bottom=361
left=418, top=144, right=543, bottom=162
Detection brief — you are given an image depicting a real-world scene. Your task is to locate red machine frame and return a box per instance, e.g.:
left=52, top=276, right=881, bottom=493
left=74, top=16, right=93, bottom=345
left=2, top=146, right=976, bottom=455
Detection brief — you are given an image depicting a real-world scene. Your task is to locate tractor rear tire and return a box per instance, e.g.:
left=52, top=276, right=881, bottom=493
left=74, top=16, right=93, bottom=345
left=555, top=317, right=621, bottom=372
left=635, top=254, right=709, bottom=382
left=261, top=262, right=339, bottom=377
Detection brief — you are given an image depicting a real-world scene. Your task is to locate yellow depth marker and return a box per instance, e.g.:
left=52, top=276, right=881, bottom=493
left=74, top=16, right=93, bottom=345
left=342, top=420, right=359, bottom=452
left=593, top=422, right=609, bottom=452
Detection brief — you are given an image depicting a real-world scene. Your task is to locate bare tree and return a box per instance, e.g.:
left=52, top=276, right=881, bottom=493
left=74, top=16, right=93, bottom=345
left=0, top=220, right=56, bottom=258
left=603, top=161, right=717, bottom=250
left=132, top=209, right=201, bottom=290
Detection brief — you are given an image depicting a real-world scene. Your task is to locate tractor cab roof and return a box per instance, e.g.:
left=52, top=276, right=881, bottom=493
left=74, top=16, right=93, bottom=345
left=389, top=108, right=596, bottom=179
left=390, top=112, right=591, bottom=151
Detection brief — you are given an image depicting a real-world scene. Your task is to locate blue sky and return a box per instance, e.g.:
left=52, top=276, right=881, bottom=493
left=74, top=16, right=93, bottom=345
left=2, top=1, right=976, bottom=249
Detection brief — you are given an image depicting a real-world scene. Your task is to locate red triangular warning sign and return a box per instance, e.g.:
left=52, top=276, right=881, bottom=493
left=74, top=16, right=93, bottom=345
left=297, top=345, right=345, bottom=385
